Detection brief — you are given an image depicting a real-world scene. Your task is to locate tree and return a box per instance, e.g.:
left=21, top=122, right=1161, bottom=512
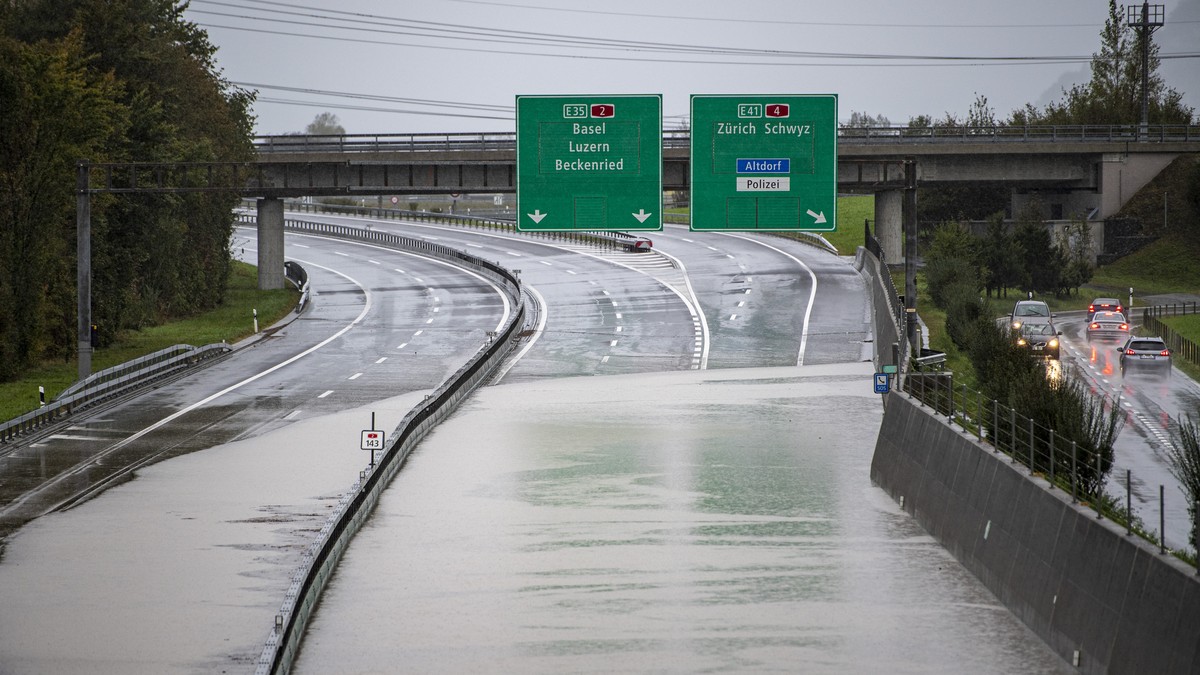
left=305, top=112, right=345, bottom=135
left=1018, top=0, right=1194, bottom=125
left=1, top=0, right=255, bottom=378
left=978, top=213, right=1021, bottom=298
left=0, top=32, right=127, bottom=377
left=845, top=111, right=891, bottom=128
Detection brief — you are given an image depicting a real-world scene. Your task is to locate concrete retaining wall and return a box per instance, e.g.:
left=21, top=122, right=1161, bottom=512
left=872, top=393, right=1200, bottom=674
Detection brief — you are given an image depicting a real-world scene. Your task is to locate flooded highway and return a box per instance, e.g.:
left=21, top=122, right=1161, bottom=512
left=294, top=365, right=1069, bottom=674
left=0, top=218, right=1075, bottom=673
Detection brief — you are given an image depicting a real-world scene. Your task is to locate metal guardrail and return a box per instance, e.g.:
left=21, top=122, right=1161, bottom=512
left=245, top=201, right=662, bottom=255
left=0, top=343, right=231, bottom=444
left=251, top=217, right=526, bottom=675
left=1142, top=302, right=1200, bottom=369
left=252, top=125, right=1200, bottom=154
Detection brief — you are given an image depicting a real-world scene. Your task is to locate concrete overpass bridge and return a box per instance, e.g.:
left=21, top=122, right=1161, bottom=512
left=74, top=124, right=1200, bottom=377
left=248, top=124, right=1200, bottom=263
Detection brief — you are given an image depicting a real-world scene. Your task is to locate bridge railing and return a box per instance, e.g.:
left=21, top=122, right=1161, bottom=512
left=254, top=125, right=1200, bottom=154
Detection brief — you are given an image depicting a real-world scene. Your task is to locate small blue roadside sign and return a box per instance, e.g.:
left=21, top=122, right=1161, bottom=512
left=874, top=373, right=890, bottom=394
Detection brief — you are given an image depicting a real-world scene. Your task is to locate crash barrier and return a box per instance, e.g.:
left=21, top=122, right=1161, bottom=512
left=252, top=219, right=525, bottom=675
left=255, top=200, right=840, bottom=255
left=855, top=230, right=910, bottom=375
left=1142, top=303, right=1200, bottom=370
left=283, top=261, right=309, bottom=313
left=872, top=391, right=1200, bottom=674
left=0, top=343, right=231, bottom=444
left=250, top=200, right=647, bottom=255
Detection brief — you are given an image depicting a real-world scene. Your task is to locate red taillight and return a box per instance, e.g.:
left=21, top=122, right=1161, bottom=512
left=1161, top=349, right=1171, bottom=356
left=1090, top=323, right=1099, bottom=329
left=1125, top=349, right=1136, bottom=355
left=1088, top=305, right=1095, bottom=312
left=1119, top=324, right=1128, bottom=330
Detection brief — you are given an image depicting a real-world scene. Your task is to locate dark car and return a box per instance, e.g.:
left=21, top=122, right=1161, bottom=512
left=1088, top=297, right=1123, bottom=320
left=1015, top=321, right=1061, bottom=360
left=1086, top=311, right=1130, bottom=342
left=1010, top=300, right=1052, bottom=330
left=1118, top=336, right=1171, bottom=376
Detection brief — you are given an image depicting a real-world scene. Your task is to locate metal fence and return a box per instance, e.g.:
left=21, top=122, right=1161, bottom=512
left=904, top=372, right=1198, bottom=562
left=1142, top=303, right=1200, bottom=369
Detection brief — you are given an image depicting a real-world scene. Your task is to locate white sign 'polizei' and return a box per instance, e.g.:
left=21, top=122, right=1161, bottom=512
left=360, top=429, right=385, bottom=451
left=736, top=177, right=791, bottom=192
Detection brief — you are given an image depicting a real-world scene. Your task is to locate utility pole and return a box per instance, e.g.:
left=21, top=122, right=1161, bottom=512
left=1126, top=2, right=1165, bottom=137
left=903, top=158, right=918, bottom=350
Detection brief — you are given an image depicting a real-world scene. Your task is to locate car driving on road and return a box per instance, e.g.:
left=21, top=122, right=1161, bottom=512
left=1015, top=320, right=1061, bottom=360
left=1088, top=297, right=1123, bottom=320
left=1010, top=300, right=1052, bottom=330
left=1086, top=311, right=1130, bottom=342
left=1118, top=336, right=1171, bottom=377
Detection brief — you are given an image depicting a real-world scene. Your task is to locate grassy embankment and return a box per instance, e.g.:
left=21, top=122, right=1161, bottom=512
left=0, top=262, right=298, bottom=421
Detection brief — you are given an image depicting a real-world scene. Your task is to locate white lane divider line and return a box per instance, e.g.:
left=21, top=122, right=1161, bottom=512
left=413, top=330, right=423, bottom=337
left=375, top=357, right=388, bottom=364
left=398, top=343, right=408, bottom=349
left=369, top=260, right=381, bottom=265
left=284, top=411, right=301, bottom=420
left=348, top=373, right=363, bottom=380
left=730, top=314, right=738, bottom=321
left=601, top=355, right=610, bottom=363
left=394, top=268, right=406, bottom=274
left=318, top=390, right=334, bottom=399
left=566, top=270, right=577, bottom=275
left=610, top=340, right=618, bottom=347
left=426, top=318, right=434, bottom=324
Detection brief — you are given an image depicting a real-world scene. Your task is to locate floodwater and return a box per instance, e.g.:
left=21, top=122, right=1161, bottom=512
left=295, top=364, right=1070, bottom=674
left=0, top=390, right=429, bottom=674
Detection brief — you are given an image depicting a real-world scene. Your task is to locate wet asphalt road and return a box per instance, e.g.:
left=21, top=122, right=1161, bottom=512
left=0, top=226, right=510, bottom=539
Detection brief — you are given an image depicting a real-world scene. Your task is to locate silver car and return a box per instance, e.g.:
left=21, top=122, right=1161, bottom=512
left=1086, top=311, right=1130, bottom=342
left=1118, top=336, right=1172, bottom=376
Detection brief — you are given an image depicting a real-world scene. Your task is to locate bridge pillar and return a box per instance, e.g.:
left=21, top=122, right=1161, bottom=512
left=256, top=197, right=285, bottom=290
left=874, top=189, right=903, bottom=266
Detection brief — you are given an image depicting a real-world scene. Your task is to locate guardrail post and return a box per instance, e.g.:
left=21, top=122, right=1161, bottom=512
left=1159, top=485, right=1166, bottom=554
left=1126, top=470, right=1132, bottom=535
left=1049, top=429, right=1056, bottom=488
left=992, top=400, right=999, bottom=450
left=1029, top=417, right=1035, bottom=474
left=1071, top=441, right=1078, bottom=503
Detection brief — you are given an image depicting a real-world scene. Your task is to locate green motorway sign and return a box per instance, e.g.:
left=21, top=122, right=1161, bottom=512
left=516, top=95, right=662, bottom=232
left=690, top=94, right=837, bottom=232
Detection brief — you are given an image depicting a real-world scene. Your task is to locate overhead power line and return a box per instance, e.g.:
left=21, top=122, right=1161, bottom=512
left=189, top=0, right=1200, bottom=64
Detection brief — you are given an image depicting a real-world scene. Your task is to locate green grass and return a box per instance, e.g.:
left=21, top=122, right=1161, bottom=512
left=1088, top=234, right=1200, bottom=298
left=0, top=262, right=298, bottom=421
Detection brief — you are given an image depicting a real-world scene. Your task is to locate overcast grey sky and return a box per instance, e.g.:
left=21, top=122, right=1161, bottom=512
left=182, top=0, right=1200, bottom=136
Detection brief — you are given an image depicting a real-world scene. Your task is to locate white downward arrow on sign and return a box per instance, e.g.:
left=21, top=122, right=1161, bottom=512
left=528, top=210, right=547, bottom=224
left=806, top=209, right=827, bottom=224
left=632, top=209, right=652, bottom=223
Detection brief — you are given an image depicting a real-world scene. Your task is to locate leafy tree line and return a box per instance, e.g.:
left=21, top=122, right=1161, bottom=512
left=925, top=209, right=1094, bottom=304
left=0, top=0, right=255, bottom=382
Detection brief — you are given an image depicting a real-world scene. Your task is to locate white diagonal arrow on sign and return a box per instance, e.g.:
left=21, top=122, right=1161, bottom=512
left=528, top=209, right=547, bottom=224
left=632, top=209, right=652, bottom=223
left=806, top=209, right=827, bottom=225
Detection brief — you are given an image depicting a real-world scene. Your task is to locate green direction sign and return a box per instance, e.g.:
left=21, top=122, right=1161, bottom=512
left=690, top=94, right=837, bottom=232
left=516, top=95, right=662, bottom=232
